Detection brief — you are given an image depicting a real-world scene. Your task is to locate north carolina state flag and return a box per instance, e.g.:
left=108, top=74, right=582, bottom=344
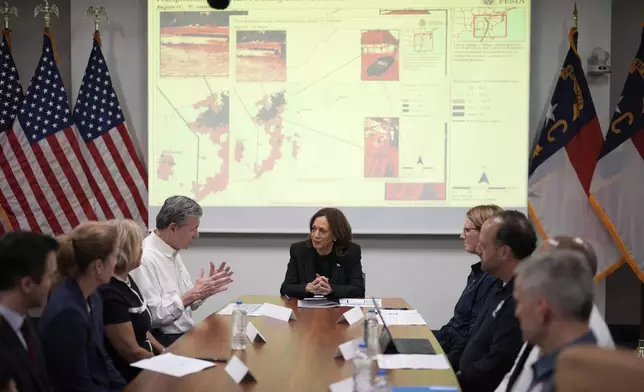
left=528, top=27, right=622, bottom=278
left=589, top=25, right=644, bottom=280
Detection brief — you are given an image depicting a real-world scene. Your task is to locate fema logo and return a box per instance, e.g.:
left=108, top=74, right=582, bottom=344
left=484, top=0, right=494, bottom=4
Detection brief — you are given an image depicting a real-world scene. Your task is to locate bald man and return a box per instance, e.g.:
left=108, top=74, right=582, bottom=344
left=496, top=236, right=615, bottom=392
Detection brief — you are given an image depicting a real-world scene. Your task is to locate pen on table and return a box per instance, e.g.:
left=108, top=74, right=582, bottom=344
left=383, top=307, right=409, bottom=310
left=195, top=357, right=229, bottom=363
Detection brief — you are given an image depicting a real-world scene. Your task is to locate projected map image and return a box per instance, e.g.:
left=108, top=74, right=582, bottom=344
left=453, top=7, right=526, bottom=42
left=148, top=0, right=531, bottom=215
left=159, top=11, right=248, bottom=76
left=235, top=30, right=287, bottom=82
left=361, top=30, right=400, bottom=81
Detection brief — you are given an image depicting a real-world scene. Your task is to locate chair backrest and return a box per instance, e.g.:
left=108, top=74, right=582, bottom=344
left=556, top=345, right=644, bottom=392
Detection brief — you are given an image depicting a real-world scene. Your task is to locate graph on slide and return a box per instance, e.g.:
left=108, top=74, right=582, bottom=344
left=453, top=7, right=526, bottom=42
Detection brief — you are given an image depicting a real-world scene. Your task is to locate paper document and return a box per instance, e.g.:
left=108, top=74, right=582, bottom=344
left=131, top=353, right=215, bottom=377
left=217, top=303, right=263, bottom=316
left=298, top=299, right=340, bottom=308
left=391, top=388, right=459, bottom=392
left=339, top=298, right=382, bottom=307
left=329, top=377, right=354, bottom=392
left=377, top=309, right=427, bottom=325
left=377, top=354, right=450, bottom=370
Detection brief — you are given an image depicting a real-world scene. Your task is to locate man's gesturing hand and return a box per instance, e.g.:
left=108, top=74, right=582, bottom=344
left=183, top=262, right=234, bottom=306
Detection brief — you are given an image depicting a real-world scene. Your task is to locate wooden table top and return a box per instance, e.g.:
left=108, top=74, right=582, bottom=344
left=124, top=295, right=460, bottom=392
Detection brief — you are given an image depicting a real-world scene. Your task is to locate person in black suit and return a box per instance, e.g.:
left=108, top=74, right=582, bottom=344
left=0, top=231, right=59, bottom=392
left=38, top=221, right=126, bottom=392
left=280, top=207, right=365, bottom=299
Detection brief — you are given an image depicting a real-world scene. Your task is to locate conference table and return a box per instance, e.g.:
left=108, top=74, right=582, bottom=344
left=124, top=295, right=461, bottom=391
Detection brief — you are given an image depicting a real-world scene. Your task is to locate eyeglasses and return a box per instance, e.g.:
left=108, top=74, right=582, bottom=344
left=462, top=227, right=479, bottom=235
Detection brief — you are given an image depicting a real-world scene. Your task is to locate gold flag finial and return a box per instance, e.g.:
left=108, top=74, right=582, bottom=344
left=34, top=0, right=59, bottom=29
left=573, top=3, right=578, bottom=29
left=1, top=2, right=19, bottom=30
left=86, top=5, right=108, bottom=32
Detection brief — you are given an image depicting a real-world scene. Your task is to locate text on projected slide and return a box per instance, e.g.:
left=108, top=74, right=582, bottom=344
left=148, top=0, right=530, bottom=208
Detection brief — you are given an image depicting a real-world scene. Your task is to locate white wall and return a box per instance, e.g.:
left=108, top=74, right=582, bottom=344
left=65, top=0, right=613, bottom=328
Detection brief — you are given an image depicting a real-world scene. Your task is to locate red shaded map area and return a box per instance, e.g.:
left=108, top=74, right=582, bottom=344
left=234, top=140, right=245, bottom=163
left=188, top=92, right=231, bottom=201
left=156, top=151, right=175, bottom=181
left=253, top=92, right=298, bottom=178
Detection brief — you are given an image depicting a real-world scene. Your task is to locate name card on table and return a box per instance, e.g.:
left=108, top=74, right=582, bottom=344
left=336, top=306, right=364, bottom=326
left=334, top=338, right=362, bottom=360
left=245, top=321, right=266, bottom=343
left=225, top=355, right=256, bottom=384
left=260, top=303, right=296, bottom=322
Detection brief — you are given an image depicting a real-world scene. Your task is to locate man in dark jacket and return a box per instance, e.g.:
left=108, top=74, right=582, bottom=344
left=453, top=210, right=537, bottom=392
left=0, top=231, right=60, bottom=392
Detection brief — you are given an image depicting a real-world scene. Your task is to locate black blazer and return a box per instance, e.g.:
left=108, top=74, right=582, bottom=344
left=38, top=279, right=126, bottom=392
left=280, top=240, right=365, bottom=299
left=0, top=315, right=50, bottom=392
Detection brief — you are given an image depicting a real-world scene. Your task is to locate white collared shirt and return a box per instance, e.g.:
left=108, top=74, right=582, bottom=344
left=130, top=232, right=203, bottom=334
left=495, top=304, right=615, bottom=392
left=0, top=304, right=26, bottom=348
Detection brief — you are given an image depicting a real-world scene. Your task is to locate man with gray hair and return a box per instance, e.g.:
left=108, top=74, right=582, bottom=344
left=512, top=249, right=597, bottom=392
left=131, top=196, right=234, bottom=346
left=498, top=236, right=614, bottom=392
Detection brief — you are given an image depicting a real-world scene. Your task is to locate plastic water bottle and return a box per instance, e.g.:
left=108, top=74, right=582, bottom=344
left=364, top=309, right=379, bottom=359
left=374, top=369, right=389, bottom=391
left=352, top=343, right=373, bottom=392
left=231, top=301, right=248, bottom=350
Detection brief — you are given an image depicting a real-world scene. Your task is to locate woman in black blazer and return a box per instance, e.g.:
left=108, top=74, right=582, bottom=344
left=280, top=207, right=365, bottom=299
left=39, top=221, right=126, bottom=392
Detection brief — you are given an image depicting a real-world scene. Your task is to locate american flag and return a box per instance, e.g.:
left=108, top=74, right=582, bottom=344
left=0, top=33, right=98, bottom=234
left=73, top=33, right=148, bottom=226
left=0, top=30, right=23, bottom=233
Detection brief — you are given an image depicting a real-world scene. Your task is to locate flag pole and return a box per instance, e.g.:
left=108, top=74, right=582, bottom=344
left=86, top=5, right=108, bottom=46
left=34, top=0, right=60, bottom=63
left=573, top=3, right=578, bottom=29
left=1, top=2, right=18, bottom=30
left=1, top=2, right=17, bottom=50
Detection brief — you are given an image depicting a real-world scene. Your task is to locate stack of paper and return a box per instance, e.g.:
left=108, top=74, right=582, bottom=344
left=377, top=309, right=427, bottom=326
left=131, top=353, right=215, bottom=377
left=297, top=299, right=341, bottom=308
left=217, top=303, right=263, bottom=316
left=339, top=298, right=383, bottom=307
left=377, top=354, right=450, bottom=370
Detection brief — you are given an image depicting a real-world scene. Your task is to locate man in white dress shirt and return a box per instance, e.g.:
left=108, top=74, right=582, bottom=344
left=496, top=236, right=614, bottom=392
left=131, top=195, right=234, bottom=346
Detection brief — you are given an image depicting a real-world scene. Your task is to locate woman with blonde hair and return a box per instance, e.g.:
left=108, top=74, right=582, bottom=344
left=435, top=204, right=503, bottom=369
left=38, top=221, right=126, bottom=392
left=99, top=219, right=164, bottom=382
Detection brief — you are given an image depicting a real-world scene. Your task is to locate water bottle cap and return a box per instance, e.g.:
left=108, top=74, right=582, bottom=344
left=358, top=343, right=367, bottom=348
left=368, top=309, right=375, bottom=313
left=377, top=369, right=386, bottom=375
left=236, top=300, right=243, bottom=304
